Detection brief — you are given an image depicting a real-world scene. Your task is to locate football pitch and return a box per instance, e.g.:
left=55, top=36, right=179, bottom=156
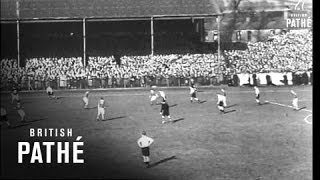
left=1, top=86, right=312, bottom=179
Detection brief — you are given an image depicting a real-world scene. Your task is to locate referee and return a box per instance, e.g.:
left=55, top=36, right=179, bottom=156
left=137, top=131, right=154, bottom=168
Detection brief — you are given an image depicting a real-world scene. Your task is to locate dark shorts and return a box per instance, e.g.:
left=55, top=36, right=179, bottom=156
left=256, top=94, right=260, bottom=99
left=48, top=92, right=54, bottom=96
left=218, top=101, right=224, bottom=107
left=0, top=115, right=8, bottom=122
left=191, top=92, right=196, bottom=98
left=162, top=109, right=170, bottom=116
left=141, top=147, right=150, bottom=156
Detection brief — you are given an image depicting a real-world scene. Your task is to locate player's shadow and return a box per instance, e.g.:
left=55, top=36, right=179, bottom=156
left=102, top=116, right=126, bottom=121
left=148, top=156, right=177, bottom=168
left=85, top=106, right=97, bottom=109
left=171, top=118, right=184, bottom=123
left=27, top=117, right=47, bottom=123
left=225, top=104, right=238, bottom=108
left=259, top=102, right=270, bottom=106
left=50, top=97, right=63, bottom=100
left=199, top=100, right=207, bottom=104
left=296, top=107, right=307, bottom=111
left=8, top=123, right=32, bottom=129
left=224, top=109, right=236, bottom=114
left=169, top=104, right=178, bottom=108
left=21, top=101, right=33, bottom=105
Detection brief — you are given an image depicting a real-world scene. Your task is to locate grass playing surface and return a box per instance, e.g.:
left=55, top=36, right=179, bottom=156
left=0, top=86, right=312, bottom=179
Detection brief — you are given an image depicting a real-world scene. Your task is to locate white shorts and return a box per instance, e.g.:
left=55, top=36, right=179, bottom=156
left=293, top=98, right=298, bottom=107
left=98, top=107, right=105, bottom=115
left=83, top=97, right=89, bottom=105
left=223, top=97, right=227, bottom=105
left=150, top=96, right=157, bottom=101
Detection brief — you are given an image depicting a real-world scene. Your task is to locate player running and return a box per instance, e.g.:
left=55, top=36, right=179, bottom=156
left=82, top=91, right=90, bottom=109
left=149, top=88, right=158, bottom=105
left=1, top=107, right=11, bottom=128
left=160, top=99, right=172, bottom=124
left=189, top=83, right=200, bottom=103
left=11, top=88, right=20, bottom=104
left=254, top=86, right=261, bottom=105
left=221, top=88, right=227, bottom=107
left=291, top=90, right=299, bottom=110
left=96, top=97, right=106, bottom=121
left=217, top=93, right=225, bottom=113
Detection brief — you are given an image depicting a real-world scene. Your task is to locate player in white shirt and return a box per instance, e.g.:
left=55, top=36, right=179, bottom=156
left=96, top=97, right=106, bottom=121
left=158, top=91, right=166, bottom=101
left=137, top=131, right=154, bottom=168
left=82, top=91, right=89, bottom=109
left=46, top=86, right=56, bottom=99
left=254, top=86, right=261, bottom=105
left=189, top=84, right=200, bottom=103
left=217, top=93, right=225, bottom=113
left=221, top=89, right=227, bottom=107
left=149, top=89, right=158, bottom=105
left=291, top=90, right=299, bottom=110
left=1, top=107, right=11, bottom=127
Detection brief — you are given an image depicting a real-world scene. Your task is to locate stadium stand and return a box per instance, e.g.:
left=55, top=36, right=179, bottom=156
left=1, top=30, right=312, bottom=90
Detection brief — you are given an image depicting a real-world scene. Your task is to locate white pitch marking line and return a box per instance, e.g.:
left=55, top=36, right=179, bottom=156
left=303, top=114, right=312, bottom=124
left=266, top=101, right=312, bottom=113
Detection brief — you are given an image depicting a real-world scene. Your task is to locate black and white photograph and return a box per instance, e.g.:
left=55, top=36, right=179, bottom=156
left=0, top=0, right=312, bottom=179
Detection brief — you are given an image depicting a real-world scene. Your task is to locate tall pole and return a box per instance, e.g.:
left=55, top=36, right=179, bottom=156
left=217, top=15, right=221, bottom=62
left=150, top=17, right=154, bottom=56
left=83, top=18, right=86, bottom=67
left=216, top=15, right=222, bottom=78
left=16, top=1, right=20, bottom=67
left=17, top=20, right=20, bottom=67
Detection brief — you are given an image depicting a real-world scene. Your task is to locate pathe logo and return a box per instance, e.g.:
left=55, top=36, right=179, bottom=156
left=286, top=0, right=312, bottom=29
left=294, top=0, right=305, bottom=11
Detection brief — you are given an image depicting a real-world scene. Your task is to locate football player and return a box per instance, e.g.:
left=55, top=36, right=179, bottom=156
left=217, top=93, right=225, bottom=113
left=221, top=88, right=227, bottom=107
left=189, top=83, right=200, bottom=103
left=15, top=101, right=27, bottom=122
left=149, top=88, right=158, bottom=105
left=1, top=107, right=11, bottom=127
left=291, top=90, right=299, bottom=110
left=160, top=99, right=172, bottom=124
left=254, top=86, right=261, bottom=105
left=83, top=91, right=90, bottom=109
left=96, top=97, right=106, bottom=121
left=46, top=85, right=56, bottom=99
left=11, top=87, right=20, bottom=104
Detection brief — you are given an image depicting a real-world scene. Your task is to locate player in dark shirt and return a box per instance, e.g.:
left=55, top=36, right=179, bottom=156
left=160, top=98, right=171, bottom=124
left=11, top=87, right=20, bottom=104
left=217, top=93, right=225, bottom=113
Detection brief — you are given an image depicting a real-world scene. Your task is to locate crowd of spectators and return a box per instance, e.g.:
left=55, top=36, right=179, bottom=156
left=1, top=30, right=312, bottom=90
left=225, top=30, right=312, bottom=74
